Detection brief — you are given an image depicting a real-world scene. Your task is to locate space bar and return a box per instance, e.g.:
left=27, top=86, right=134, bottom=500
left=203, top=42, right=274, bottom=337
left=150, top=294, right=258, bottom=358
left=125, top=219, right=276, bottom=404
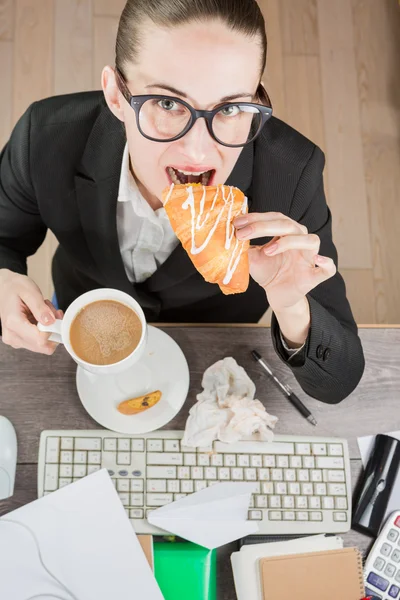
left=214, top=441, right=295, bottom=454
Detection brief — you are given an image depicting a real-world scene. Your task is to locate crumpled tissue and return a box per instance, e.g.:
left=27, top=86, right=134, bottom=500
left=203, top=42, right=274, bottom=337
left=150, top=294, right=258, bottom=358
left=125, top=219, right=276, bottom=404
left=182, top=357, right=278, bottom=447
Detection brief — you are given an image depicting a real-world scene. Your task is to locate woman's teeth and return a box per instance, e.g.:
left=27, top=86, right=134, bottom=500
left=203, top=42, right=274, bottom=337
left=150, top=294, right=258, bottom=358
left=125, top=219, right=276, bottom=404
left=167, top=167, right=212, bottom=185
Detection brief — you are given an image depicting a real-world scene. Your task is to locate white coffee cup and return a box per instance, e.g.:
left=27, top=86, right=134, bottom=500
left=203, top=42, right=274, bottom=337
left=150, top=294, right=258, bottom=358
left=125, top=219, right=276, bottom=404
left=37, top=288, right=147, bottom=375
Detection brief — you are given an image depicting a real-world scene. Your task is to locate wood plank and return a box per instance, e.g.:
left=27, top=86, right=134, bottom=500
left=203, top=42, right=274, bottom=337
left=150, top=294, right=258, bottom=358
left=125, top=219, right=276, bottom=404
left=317, top=0, right=372, bottom=270
left=13, top=0, right=53, bottom=123
left=54, top=0, right=92, bottom=95
left=93, top=15, right=118, bottom=89
left=351, top=0, right=400, bottom=324
left=0, top=40, right=12, bottom=149
left=0, top=0, right=14, bottom=40
left=93, top=0, right=125, bottom=17
left=341, top=268, right=376, bottom=325
left=280, top=0, right=319, bottom=56
left=258, top=0, right=286, bottom=121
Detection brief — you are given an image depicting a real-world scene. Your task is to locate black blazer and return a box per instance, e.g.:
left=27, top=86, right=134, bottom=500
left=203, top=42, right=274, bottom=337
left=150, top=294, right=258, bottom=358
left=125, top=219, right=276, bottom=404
left=0, top=92, right=364, bottom=403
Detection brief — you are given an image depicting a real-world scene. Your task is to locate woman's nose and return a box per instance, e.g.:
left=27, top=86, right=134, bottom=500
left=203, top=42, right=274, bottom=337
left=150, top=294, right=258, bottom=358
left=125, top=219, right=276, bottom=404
left=178, top=117, right=217, bottom=163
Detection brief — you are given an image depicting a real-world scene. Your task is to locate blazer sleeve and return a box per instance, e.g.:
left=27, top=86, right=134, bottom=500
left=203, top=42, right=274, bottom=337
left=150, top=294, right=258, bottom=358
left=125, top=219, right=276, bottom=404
left=0, top=103, right=47, bottom=275
left=271, top=144, right=365, bottom=404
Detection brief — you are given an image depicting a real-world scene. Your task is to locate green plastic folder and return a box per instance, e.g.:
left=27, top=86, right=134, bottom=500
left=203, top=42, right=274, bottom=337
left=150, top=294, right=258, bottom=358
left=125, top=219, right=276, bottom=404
left=153, top=541, right=216, bottom=600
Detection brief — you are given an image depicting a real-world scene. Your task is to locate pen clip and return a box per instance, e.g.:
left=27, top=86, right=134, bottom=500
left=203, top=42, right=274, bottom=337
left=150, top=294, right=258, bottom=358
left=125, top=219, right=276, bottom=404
left=283, top=384, right=291, bottom=395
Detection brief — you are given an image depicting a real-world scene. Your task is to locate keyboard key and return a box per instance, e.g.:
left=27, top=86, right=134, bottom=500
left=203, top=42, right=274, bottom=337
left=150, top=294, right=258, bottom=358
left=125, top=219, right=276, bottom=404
left=118, top=439, right=131, bottom=452
left=75, top=438, right=101, bottom=451
left=88, top=465, right=100, bottom=476
left=195, top=481, right=207, bottom=492
left=298, top=470, right=310, bottom=482
left=88, top=452, right=101, bottom=464
left=289, top=483, right=300, bottom=495
left=73, top=465, right=86, bottom=477
left=205, top=467, right=217, bottom=480
left=119, top=493, right=130, bottom=506
left=308, top=497, right=321, bottom=509
left=59, top=478, right=72, bottom=488
left=147, top=466, right=177, bottom=479
left=262, top=482, right=274, bottom=495
left=385, top=563, right=396, bottom=578
left=283, top=496, right=295, bottom=509
left=73, top=451, right=86, bottom=464
left=219, top=468, right=230, bottom=480
left=316, top=457, right=344, bottom=469
left=295, top=496, right=308, bottom=509
left=130, top=493, right=144, bottom=506
left=104, top=438, right=117, bottom=451
left=392, top=550, right=400, bottom=563
left=256, top=495, right=268, bottom=508
left=365, top=587, right=382, bottom=600
left=322, top=496, right=334, bottom=509
left=184, top=454, right=197, bottom=466
left=328, top=444, right=343, bottom=456
left=238, top=455, right=250, bottom=467
left=335, top=497, right=348, bottom=510
left=131, top=439, right=145, bottom=452
left=61, top=437, right=74, bottom=450
left=367, top=572, right=389, bottom=592
left=117, top=453, right=131, bottom=465
left=277, top=456, right=289, bottom=468
left=310, top=470, right=323, bottom=482
left=310, top=512, right=322, bottom=521
left=118, top=470, right=128, bottom=477
left=232, top=468, right=244, bottom=480
left=192, top=467, right=204, bottom=480
left=251, top=455, right=262, bottom=468
left=131, top=479, right=144, bottom=492
left=301, top=483, right=313, bottom=495
left=224, top=455, right=236, bottom=467
left=311, top=443, right=327, bottom=456
left=324, top=469, right=345, bottom=483
left=198, top=454, right=210, bottom=466
left=211, top=454, right=223, bottom=466
left=389, top=529, right=400, bottom=543
left=181, top=480, right=194, bottom=493
left=284, top=469, right=296, bottom=482
left=289, top=456, right=302, bottom=468
left=249, top=510, right=263, bottom=520
left=44, top=465, right=59, bottom=491
left=147, top=480, right=166, bottom=492
left=164, top=440, right=180, bottom=452
left=389, top=584, right=400, bottom=598
left=271, top=469, right=283, bottom=481
left=269, top=496, right=281, bottom=508
left=275, top=482, right=287, bottom=495
left=296, top=512, right=309, bottom=521
left=147, top=493, right=173, bottom=506
left=46, top=437, right=60, bottom=463
left=174, top=494, right=187, bottom=501
left=59, top=465, right=73, bottom=478
left=302, top=456, right=315, bottom=469
left=178, top=467, right=191, bottom=479
left=147, top=440, right=163, bottom=452
left=268, top=511, right=282, bottom=521
left=333, top=512, right=347, bottom=522
left=296, top=443, right=311, bottom=455
left=374, top=557, right=386, bottom=571
left=130, top=509, right=144, bottom=519
left=147, top=453, right=183, bottom=465
left=167, top=480, right=180, bottom=493
left=245, top=468, right=257, bottom=482
left=283, top=511, right=295, bottom=521
left=263, top=456, right=276, bottom=468
left=315, top=483, right=327, bottom=496
left=117, top=479, right=130, bottom=492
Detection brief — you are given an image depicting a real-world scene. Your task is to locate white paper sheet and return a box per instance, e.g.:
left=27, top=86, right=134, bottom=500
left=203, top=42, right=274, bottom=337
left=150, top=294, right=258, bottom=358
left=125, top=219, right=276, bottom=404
left=358, top=430, right=400, bottom=522
left=0, top=469, right=163, bottom=600
left=148, top=482, right=258, bottom=549
left=231, top=534, right=344, bottom=600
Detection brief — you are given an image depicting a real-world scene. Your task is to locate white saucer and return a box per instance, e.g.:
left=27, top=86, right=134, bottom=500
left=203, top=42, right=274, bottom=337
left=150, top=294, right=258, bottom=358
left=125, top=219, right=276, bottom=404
left=76, top=325, right=190, bottom=434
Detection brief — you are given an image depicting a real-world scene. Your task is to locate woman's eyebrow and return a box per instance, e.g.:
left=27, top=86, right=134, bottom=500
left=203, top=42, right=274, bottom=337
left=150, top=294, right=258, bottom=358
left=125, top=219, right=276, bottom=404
left=145, top=83, right=254, bottom=102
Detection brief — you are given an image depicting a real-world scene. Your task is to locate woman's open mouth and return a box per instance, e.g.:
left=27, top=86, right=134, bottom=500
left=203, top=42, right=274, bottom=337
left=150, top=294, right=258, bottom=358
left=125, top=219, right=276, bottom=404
left=166, top=167, right=215, bottom=186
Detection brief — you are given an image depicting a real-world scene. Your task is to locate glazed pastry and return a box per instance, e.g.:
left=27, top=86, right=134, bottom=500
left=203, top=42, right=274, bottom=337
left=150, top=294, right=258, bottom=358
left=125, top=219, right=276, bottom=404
left=117, top=390, right=162, bottom=415
left=162, top=183, right=250, bottom=294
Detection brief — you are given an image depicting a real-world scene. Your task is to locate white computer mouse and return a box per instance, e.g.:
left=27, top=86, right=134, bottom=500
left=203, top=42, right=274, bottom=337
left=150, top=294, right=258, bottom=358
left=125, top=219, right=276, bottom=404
left=0, top=416, right=17, bottom=500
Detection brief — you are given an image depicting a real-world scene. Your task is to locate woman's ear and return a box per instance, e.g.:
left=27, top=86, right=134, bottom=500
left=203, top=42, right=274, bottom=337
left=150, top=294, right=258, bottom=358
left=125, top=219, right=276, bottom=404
left=102, top=66, right=125, bottom=122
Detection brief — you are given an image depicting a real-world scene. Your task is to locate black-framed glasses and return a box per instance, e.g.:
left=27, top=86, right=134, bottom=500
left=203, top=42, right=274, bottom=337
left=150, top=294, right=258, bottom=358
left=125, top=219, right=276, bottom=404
left=115, top=67, right=273, bottom=148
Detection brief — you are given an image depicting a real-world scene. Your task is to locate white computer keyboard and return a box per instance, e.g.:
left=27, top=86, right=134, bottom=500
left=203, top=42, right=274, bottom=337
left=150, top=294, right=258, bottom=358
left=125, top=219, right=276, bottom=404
left=38, top=430, right=352, bottom=535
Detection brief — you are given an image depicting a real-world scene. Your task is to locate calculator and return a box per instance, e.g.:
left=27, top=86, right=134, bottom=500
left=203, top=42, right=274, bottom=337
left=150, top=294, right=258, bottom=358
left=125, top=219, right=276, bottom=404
left=364, top=510, right=400, bottom=599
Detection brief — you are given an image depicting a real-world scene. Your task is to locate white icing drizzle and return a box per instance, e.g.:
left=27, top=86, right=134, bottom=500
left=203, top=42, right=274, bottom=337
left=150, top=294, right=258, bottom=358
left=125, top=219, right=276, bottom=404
left=196, top=185, right=208, bottom=230
left=163, top=183, right=175, bottom=205
left=182, top=186, right=226, bottom=255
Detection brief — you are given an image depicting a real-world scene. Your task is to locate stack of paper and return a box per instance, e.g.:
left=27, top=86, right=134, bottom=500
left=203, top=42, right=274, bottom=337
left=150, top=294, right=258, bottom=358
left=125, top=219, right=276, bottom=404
left=231, top=534, right=344, bottom=600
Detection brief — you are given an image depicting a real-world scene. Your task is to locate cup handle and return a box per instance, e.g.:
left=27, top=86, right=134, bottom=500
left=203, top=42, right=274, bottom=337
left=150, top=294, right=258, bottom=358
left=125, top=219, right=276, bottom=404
left=37, top=319, right=63, bottom=344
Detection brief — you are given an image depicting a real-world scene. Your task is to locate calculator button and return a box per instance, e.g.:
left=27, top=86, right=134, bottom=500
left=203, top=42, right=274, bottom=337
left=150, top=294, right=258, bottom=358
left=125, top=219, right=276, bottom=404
left=393, top=550, right=400, bottom=563
left=367, top=572, right=389, bottom=591
left=382, top=543, right=393, bottom=557
left=389, top=529, right=400, bottom=543
left=373, top=557, right=386, bottom=571
left=389, top=584, right=400, bottom=598
left=365, top=587, right=382, bottom=599
left=395, top=516, right=400, bottom=528
left=385, top=563, right=397, bottom=578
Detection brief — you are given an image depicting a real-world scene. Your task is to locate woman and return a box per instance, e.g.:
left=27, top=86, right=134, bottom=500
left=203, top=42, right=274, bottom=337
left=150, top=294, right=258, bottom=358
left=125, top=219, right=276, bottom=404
left=0, top=0, right=364, bottom=403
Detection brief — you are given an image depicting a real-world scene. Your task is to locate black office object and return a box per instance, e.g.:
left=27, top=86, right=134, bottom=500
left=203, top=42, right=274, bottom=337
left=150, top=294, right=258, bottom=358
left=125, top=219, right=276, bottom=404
left=352, top=434, right=400, bottom=536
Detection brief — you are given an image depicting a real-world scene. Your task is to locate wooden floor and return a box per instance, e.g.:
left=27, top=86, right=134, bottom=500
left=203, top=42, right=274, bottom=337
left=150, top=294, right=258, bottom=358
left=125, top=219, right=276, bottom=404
left=0, top=0, right=399, bottom=324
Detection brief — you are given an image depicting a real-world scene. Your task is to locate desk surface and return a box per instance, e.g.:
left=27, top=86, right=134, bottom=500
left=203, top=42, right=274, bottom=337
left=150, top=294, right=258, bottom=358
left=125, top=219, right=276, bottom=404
left=1, top=325, right=399, bottom=599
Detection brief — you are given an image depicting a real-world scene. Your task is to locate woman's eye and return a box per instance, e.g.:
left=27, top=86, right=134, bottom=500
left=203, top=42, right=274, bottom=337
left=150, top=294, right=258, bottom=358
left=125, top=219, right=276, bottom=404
left=158, top=99, right=179, bottom=111
left=220, top=105, right=241, bottom=117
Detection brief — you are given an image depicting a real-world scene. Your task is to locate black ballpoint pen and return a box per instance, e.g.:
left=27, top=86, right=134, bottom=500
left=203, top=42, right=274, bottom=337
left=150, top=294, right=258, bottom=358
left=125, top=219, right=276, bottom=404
left=251, top=350, right=317, bottom=426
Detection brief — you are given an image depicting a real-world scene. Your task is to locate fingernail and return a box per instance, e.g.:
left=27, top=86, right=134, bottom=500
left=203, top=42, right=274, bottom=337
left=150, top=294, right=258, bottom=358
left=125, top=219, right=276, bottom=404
left=236, top=225, right=252, bottom=240
left=41, top=313, right=53, bottom=325
left=234, top=216, right=248, bottom=227
left=315, top=254, right=327, bottom=264
left=264, top=242, right=279, bottom=255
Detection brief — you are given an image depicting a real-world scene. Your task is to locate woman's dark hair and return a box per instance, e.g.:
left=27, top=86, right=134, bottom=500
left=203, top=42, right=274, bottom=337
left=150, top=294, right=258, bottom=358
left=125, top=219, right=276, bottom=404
left=115, top=0, right=267, bottom=79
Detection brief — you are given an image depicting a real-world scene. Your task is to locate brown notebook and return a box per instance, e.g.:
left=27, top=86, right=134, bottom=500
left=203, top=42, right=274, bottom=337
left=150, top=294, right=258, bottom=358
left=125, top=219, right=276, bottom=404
left=260, top=547, right=364, bottom=600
